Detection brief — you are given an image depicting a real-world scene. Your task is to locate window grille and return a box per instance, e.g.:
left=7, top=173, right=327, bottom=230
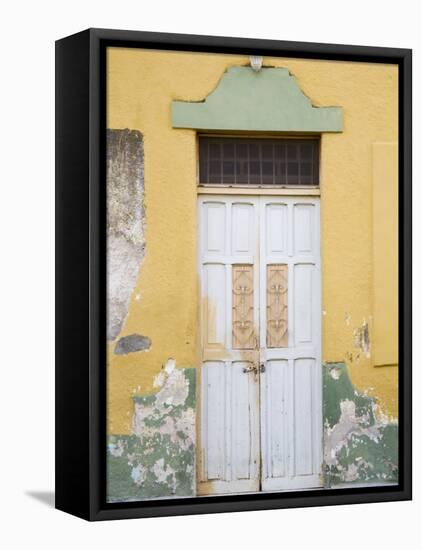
left=199, top=137, right=320, bottom=186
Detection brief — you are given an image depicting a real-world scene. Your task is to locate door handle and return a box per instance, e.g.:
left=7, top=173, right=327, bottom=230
left=260, top=363, right=266, bottom=373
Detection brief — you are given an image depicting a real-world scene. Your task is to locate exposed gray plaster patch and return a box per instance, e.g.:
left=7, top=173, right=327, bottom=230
left=114, top=334, right=151, bottom=355
left=324, top=399, right=382, bottom=468
left=107, top=129, right=145, bottom=341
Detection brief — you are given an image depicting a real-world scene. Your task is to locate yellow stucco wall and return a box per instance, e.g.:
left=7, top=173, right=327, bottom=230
left=107, top=48, right=398, bottom=434
left=372, top=142, right=399, bottom=367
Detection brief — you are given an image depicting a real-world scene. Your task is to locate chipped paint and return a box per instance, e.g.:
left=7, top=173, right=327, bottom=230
left=329, top=365, right=342, bottom=380
left=354, top=320, right=371, bottom=358
left=323, top=362, right=398, bottom=487
left=107, top=366, right=196, bottom=501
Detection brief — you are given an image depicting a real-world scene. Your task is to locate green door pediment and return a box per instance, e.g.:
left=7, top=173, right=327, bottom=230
left=172, top=66, right=342, bottom=133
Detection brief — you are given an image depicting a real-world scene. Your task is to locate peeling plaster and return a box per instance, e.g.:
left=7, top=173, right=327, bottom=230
left=354, top=320, right=371, bottom=357
left=323, top=363, right=398, bottom=487
left=107, top=366, right=196, bottom=502
left=324, top=399, right=383, bottom=467
left=107, top=129, right=145, bottom=341
left=329, top=366, right=342, bottom=380
left=343, top=316, right=372, bottom=364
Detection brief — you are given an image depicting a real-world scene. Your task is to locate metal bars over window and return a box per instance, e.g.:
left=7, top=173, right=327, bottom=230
left=199, top=137, right=320, bottom=186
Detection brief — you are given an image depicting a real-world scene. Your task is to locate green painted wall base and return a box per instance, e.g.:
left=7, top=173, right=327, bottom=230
left=323, top=362, right=398, bottom=487
left=107, top=367, right=196, bottom=502
left=107, top=362, right=398, bottom=500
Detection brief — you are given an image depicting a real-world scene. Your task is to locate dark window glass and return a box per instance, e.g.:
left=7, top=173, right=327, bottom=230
left=199, top=137, right=319, bottom=185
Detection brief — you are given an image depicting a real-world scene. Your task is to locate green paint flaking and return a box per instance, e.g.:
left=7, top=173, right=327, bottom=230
left=172, top=66, right=343, bottom=133
left=107, top=367, right=196, bottom=502
left=323, top=362, right=398, bottom=487
left=184, top=367, right=196, bottom=409
left=323, top=363, right=375, bottom=428
left=132, top=394, right=157, bottom=406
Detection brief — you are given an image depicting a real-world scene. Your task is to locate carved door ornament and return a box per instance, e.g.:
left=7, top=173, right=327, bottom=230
left=266, top=264, right=288, bottom=347
left=232, top=264, right=255, bottom=349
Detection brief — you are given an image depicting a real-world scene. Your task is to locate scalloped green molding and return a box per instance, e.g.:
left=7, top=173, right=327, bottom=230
left=172, top=67, right=343, bottom=132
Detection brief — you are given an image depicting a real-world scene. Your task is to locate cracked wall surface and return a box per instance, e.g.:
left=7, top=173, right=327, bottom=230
left=323, top=362, right=398, bottom=487
left=107, top=365, right=196, bottom=501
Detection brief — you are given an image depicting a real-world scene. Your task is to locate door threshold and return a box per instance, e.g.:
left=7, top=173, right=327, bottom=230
left=197, top=485, right=324, bottom=498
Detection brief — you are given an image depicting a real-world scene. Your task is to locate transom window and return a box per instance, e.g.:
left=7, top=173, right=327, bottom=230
left=199, top=137, right=320, bottom=186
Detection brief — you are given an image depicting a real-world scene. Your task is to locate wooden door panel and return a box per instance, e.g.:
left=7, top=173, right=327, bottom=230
left=198, top=197, right=260, bottom=495
left=260, top=197, right=322, bottom=491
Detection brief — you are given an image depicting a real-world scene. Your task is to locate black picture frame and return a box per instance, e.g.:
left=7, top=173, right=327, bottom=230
left=55, top=28, right=412, bottom=521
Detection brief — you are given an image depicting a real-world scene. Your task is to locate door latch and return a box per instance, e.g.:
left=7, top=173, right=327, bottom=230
left=242, top=363, right=266, bottom=374
left=242, top=364, right=257, bottom=374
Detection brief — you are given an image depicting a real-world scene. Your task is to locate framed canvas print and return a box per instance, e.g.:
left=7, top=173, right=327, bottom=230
left=55, top=28, right=412, bottom=521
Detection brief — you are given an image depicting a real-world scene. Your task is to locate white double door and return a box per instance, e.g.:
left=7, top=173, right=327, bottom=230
left=198, top=195, right=322, bottom=495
